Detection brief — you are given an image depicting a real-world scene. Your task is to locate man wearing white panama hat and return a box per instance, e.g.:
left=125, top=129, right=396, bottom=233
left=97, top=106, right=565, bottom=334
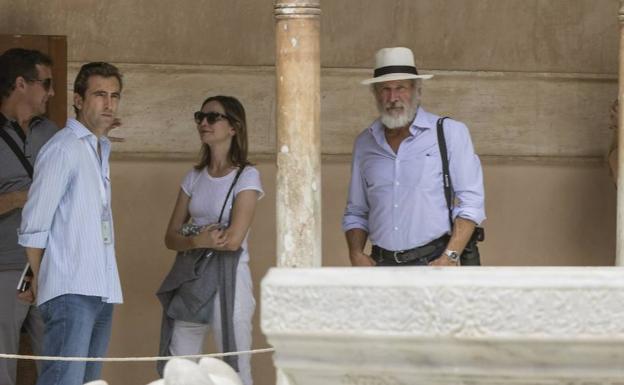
left=342, top=47, right=485, bottom=267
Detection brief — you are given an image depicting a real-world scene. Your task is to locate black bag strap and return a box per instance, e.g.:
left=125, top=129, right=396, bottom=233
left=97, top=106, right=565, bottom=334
left=217, top=166, right=245, bottom=224
left=0, top=114, right=33, bottom=178
left=436, top=117, right=454, bottom=229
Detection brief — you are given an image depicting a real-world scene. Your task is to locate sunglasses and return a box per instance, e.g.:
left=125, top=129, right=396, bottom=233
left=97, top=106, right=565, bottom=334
left=28, top=77, right=53, bottom=92
left=194, top=111, right=231, bottom=125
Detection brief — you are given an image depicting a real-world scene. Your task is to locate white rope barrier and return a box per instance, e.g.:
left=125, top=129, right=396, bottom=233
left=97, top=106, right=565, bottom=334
left=0, top=347, right=275, bottom=362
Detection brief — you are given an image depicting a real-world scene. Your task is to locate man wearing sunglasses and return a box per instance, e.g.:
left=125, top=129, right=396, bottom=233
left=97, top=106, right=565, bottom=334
left=0, top=48, right=58, bottom=385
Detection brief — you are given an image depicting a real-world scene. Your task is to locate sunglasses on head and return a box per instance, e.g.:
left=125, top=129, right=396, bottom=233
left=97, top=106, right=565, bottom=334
left=28, top=78, right=53, bottom=92
left=194, top=111, right=230, bottom=125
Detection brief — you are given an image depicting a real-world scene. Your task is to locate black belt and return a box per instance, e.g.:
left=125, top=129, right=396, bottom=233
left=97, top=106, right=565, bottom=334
left=372, top=235, right=449, bottom=265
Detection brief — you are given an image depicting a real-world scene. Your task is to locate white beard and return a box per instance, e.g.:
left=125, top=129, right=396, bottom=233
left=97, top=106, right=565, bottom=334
left=378, top=99, right=419, bottom=130
left=380, top=111, right=413, bottom=129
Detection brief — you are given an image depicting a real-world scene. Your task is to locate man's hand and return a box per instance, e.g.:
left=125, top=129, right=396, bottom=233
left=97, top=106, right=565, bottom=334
left=107, top=118, right=125, bottom=142
left=349, top=251, right=376, bottom=266
left=346, top=229, right=373, bottom=266
left=429, top=255, right=459, bottom=267
left=16, top=275, right=36, bottom=304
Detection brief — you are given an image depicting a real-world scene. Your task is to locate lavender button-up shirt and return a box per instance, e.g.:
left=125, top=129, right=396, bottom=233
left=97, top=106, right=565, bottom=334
left=342, top=107, right=485, bottom=251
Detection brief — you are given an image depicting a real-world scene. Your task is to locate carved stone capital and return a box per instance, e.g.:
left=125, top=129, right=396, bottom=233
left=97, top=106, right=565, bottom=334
left=274, top=0, right=321, bottom=19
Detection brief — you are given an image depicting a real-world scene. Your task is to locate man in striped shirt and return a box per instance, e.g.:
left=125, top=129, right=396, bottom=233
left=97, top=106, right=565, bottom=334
left=18, top=62, right=124, bottom=385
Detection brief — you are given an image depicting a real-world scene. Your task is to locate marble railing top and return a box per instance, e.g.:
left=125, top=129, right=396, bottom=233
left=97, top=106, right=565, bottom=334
left=261, top=267, right=624, bottom=338
left=262, top=266, right=624, bottom=287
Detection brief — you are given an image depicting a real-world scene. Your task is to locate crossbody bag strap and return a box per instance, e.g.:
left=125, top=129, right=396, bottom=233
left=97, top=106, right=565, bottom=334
left=0, top=115, right=33, bottom=178
left=436, top=117, right=454, bottom=229
left=217, top=166, right=246, bottom=224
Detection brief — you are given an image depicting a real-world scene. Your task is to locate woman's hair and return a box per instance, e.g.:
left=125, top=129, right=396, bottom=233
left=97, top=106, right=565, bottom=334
left=194, top=95, right=250, bottom=170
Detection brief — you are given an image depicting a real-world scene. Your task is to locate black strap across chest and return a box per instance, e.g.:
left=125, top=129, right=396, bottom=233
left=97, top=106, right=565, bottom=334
left=217, top=166, right=245, bottom=224
left=0, top=114, right=33, bottom=178
left=436, top=117, right=454, bottom=229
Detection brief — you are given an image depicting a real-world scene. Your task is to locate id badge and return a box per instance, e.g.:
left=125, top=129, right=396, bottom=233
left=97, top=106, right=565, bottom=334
left=102, top=220, right=113, bottom=244
left=101, top=207, right=112, bottom=244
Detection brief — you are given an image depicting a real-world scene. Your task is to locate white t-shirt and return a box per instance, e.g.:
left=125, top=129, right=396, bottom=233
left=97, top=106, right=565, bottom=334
left=181, top=166, right=264, bottom=262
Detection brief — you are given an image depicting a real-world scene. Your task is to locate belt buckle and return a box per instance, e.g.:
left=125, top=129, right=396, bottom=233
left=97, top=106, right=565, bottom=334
left=393, top=250, right=405, bottom=264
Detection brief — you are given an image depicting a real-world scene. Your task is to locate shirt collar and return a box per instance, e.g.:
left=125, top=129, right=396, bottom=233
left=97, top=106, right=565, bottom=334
left=410, top=107, right=436, bottom=133
left=67, top=118, right=110, bottom=143
left=1, top=112, right=45, bottom=130
left=30, top=116, right=44, bottom=126
left=67, top=118, right=93, bottom=139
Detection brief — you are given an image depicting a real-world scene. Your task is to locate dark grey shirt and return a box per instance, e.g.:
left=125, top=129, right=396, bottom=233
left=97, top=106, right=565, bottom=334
left=0, top=115, right=57, bottom=270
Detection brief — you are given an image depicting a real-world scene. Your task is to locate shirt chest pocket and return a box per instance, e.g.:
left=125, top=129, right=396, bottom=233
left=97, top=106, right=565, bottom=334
left=399, top=150, right=443, bottom=190
left=361, top=157, right=394, bottom=190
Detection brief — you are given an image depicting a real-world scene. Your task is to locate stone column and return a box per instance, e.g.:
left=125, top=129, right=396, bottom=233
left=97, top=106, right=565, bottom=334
left=618, top=1, right=624, bottom=265
left=274, top=0, right=322, bottom=268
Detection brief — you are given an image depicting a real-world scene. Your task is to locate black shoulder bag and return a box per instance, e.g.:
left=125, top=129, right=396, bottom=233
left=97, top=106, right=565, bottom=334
left=436, top=117, right=484, bottom=266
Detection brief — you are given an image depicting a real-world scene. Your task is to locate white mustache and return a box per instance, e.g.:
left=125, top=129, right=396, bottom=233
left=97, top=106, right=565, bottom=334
left=385, top=101, right=405, bottom=111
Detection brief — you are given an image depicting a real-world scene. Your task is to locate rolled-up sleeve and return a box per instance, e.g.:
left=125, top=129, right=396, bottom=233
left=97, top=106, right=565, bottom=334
left=18, top=144, right=72, bottom=248
left=342, top=143, right=370, bottom=233
left=448, top=122, right=486, bottom=225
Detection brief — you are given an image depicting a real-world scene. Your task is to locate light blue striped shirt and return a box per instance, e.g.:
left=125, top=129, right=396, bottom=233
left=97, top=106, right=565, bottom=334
left=18, top=118, right=123, bottom=306
left=342, top=107, right=485, bottom=251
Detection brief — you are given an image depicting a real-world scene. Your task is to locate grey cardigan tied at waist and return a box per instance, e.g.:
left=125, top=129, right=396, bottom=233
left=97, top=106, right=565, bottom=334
left=156, top=246, right=241, bottom=375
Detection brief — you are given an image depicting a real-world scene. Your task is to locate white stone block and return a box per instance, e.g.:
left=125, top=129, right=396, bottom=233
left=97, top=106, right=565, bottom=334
left=261, top=267, right=624, bottom=384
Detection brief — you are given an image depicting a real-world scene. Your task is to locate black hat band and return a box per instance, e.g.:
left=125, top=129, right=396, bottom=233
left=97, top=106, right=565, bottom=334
left=373, top=65, right=418, bottom=78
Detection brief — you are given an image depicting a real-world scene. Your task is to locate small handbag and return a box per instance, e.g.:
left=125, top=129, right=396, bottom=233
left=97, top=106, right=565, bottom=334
left=436, top=117, right=485, bottom=266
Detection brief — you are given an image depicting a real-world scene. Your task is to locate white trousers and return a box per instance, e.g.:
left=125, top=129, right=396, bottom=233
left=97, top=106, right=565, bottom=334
left=169, top=262, right=255, bottom=385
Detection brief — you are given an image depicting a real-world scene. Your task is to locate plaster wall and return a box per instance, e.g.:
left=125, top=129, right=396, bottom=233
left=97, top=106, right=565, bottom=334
left=103, top=158, right=616, bottom=385
left=0, top=0, right=619, bottom=73
left=59, top=63, right=617, bottom=158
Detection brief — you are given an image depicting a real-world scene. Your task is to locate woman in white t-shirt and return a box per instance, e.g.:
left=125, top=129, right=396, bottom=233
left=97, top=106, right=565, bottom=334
left=162, top=95, right=263, bottom=385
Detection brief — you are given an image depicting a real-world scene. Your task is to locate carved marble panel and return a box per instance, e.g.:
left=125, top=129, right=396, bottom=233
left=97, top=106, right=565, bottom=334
left=261, top=267, right=624, bottom=385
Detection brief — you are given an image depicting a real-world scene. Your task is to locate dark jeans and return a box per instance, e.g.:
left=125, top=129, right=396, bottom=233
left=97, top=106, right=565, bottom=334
left=37, top=294, right=113, bottom=385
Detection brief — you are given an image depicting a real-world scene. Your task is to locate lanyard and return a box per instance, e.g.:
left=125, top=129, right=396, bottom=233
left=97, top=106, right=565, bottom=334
left=84, top=136, right=108, bottom=210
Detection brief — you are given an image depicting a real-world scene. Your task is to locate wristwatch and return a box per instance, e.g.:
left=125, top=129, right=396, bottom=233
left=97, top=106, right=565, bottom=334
left=444, top=249, right=460, bottom=265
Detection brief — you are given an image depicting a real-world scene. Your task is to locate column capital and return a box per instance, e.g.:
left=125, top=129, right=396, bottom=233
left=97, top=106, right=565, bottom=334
left=619, top=0, right=624, bottom=22
left=274, top=0, right=321, bottom=19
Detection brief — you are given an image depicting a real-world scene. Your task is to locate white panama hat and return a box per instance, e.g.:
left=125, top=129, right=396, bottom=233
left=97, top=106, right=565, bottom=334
left=361, top=47, right=433, bottom=85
